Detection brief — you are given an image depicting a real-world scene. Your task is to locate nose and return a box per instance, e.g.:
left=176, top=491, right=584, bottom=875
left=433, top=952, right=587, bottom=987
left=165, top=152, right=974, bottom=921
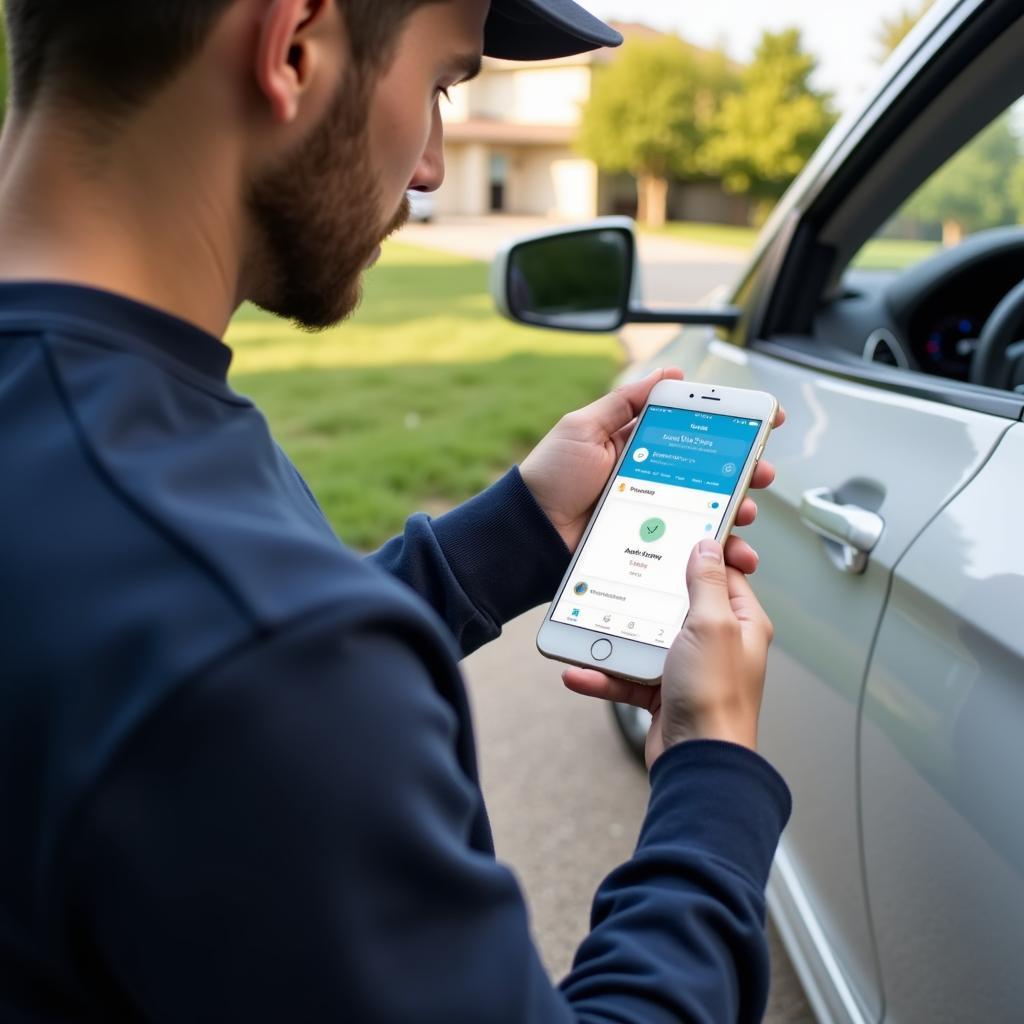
left=408, top=102, right=445, bottom=194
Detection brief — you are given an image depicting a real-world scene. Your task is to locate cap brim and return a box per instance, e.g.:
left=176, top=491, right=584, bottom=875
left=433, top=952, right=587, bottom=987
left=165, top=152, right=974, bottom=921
left=484, top=0, right=623, bottom=61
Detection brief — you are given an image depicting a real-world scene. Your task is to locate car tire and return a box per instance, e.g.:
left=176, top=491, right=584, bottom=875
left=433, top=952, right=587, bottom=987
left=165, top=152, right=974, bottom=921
left=609, top=702, right=651, bottom=766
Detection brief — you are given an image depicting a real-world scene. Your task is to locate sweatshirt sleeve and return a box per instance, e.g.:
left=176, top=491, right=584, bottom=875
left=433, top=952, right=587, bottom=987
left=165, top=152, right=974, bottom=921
left=69, top=610, right=790, bottom=1024
left=367, top=468, right=571, bottom=658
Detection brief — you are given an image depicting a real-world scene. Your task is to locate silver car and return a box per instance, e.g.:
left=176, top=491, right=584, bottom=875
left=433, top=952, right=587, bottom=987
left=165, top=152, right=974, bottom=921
left=493, top=1, right=1024, bottom=1020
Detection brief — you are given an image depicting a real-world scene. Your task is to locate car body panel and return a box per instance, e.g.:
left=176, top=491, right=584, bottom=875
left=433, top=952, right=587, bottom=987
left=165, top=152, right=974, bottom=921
left=860, top=423, right=1024, bottom=1024
left=645, top=335, right=1012, bottom=1021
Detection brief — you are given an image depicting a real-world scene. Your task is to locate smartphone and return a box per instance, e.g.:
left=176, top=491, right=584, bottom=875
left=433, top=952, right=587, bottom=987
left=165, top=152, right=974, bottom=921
left=537, top=379, right=778, bottom=684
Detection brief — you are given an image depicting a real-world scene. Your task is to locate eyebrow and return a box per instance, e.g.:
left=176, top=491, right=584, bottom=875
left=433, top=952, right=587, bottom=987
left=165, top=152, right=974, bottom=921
left=447, top=53, right=483, bottom=84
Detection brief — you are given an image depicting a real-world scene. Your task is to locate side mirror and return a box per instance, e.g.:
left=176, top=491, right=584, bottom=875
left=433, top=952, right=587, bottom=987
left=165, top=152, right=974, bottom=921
left=491, top=218, right=637, bottom=334
left=491, top=217, right=742, bottom=332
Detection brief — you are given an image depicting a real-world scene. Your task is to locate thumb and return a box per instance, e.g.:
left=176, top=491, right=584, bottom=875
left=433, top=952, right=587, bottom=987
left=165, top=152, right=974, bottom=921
left=684, top=539, right=733, bottom=623
left=581, top=367, right=684, bottom=437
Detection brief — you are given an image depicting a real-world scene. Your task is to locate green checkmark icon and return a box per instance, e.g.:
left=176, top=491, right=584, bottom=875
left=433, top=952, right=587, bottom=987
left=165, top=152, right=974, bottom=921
left=640, top=518, right=666, bottom=543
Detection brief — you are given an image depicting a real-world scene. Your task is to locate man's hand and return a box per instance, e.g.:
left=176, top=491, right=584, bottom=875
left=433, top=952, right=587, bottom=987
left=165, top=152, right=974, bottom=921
left=562, top=540, right=774, bottom=769
left=520, top=368, right=785, bottom=575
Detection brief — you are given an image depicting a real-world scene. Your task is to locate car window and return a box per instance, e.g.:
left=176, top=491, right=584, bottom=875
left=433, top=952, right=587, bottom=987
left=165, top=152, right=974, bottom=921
left=851, top=96, right=1024, bottom=273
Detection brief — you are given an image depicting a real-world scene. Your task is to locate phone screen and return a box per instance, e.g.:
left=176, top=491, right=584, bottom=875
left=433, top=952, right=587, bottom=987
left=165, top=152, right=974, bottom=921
left=550, top=405, right=763, bottom=649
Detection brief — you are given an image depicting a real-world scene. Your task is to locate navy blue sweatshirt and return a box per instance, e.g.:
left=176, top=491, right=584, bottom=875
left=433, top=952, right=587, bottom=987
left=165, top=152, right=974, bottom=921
left=0, top=283, right=791, bottom=1023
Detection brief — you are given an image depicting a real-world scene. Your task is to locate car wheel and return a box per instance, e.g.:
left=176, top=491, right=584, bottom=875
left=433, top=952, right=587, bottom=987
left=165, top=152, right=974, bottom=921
left=609, top=702, right=650, bottom=765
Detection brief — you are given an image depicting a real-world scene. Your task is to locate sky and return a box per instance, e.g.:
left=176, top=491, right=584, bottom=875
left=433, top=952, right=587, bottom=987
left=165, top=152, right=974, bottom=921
left=583, top=0, right=915, bottom=114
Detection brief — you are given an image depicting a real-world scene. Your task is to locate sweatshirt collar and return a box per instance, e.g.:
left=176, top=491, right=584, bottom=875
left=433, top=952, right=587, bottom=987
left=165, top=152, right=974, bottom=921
left=0, top=281, right=234, bottom=382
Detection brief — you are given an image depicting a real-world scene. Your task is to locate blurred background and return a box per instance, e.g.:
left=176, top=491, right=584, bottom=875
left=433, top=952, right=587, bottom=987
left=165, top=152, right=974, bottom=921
left=2, top=2, right=1014, bottom=1018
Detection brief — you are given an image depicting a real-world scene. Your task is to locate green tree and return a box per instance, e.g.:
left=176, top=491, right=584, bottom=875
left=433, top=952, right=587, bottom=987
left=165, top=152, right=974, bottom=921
left=703, top=29, right=835, bottom=222
left=578, top=36, right=737, bottom=228
left=906, top=115, right=1023, bottom=245
left=876, top=1, right=933, bottom=62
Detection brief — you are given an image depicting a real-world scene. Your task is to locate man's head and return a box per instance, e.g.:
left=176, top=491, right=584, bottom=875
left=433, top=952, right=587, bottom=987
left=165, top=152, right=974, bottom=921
left=1, top=1, right=618, bottom=330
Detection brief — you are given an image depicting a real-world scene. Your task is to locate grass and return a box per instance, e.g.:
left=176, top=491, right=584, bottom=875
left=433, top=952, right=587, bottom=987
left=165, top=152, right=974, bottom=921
left=226, top=243, right=622, bottom=550
left=851, top=237, right=942, bottom=270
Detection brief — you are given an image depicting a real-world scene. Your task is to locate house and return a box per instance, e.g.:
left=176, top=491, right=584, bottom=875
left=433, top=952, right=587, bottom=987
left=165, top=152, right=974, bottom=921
left=438, top=23, right=751, bottom=225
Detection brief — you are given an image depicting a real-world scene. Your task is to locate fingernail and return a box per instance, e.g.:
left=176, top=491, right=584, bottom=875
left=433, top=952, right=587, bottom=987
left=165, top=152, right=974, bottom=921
left=699, top=539, right=722, bottom=562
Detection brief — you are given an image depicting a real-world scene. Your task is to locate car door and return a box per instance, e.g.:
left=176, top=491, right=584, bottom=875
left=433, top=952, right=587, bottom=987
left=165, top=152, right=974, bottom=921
left=653, top=325, right=1012, bottom=1024
left=858, top=424, right=1024, bottom=1024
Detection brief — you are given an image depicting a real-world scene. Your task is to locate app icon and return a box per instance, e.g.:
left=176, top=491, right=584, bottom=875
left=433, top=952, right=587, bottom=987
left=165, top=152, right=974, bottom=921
left=632, top=447, right=650, bottom=464
left=571, top=608, right=581, bottom=618
left=617, top=482, right=626, bottom=492
left=722, top=462, right=737, bottom=476
left=640, top=517, right=667, bottom=543
left=573, top=582, right=589, bottom=596
left=707, top=500, right=720, bottom=510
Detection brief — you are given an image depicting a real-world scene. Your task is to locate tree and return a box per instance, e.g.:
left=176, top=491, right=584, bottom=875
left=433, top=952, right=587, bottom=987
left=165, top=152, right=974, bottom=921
left=905, top=114, right=1023, bottom=246
left=703, top=30, right=835, bottom=222
left=876, top=1, right=933, bottom=62
left=578, top=37, right=737, bottom=228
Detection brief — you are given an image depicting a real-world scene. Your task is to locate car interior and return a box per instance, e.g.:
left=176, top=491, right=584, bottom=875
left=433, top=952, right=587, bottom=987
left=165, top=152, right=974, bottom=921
left=743, top=3, right=1024, bottom=415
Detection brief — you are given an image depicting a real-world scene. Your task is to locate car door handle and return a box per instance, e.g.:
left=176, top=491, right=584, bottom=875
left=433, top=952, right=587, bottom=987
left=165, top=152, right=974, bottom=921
left=800, top=487, right=884, bottom=575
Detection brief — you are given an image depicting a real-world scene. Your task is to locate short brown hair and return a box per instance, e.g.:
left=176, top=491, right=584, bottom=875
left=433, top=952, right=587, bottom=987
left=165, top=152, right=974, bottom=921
left=3, top=0, right=439, bottom=115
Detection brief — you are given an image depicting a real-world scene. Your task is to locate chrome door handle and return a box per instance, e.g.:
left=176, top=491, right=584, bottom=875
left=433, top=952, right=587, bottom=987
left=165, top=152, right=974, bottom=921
left=800, top=487, right=884, bottom=575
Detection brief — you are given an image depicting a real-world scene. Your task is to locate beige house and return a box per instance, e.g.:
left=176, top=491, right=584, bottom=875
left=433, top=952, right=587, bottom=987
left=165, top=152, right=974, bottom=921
left=438, top=24, right=750, bottom=225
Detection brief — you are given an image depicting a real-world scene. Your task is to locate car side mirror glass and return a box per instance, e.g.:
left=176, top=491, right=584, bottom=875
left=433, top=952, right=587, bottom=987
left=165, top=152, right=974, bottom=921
left=496, top=221, right=635, bottom=333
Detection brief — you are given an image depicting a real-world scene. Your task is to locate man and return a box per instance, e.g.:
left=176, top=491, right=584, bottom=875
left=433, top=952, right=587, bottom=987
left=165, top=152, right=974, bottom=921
left=0, top=1, right=790, bottom=1021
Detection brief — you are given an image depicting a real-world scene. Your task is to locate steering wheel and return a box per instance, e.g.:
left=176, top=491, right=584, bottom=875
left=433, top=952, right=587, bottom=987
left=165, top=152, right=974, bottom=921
left=971, top=277, right=1024, bottom=389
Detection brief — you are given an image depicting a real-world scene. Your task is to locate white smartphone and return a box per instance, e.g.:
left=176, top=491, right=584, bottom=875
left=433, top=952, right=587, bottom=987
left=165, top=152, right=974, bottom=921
left=537, top=379, right=778, bottom=684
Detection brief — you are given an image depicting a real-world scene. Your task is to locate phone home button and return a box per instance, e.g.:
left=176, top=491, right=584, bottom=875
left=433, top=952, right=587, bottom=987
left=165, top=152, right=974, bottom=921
left=591, top=639, right=613, bottom=662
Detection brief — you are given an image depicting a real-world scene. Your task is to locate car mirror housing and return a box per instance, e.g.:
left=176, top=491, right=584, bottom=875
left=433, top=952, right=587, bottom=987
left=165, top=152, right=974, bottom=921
left=491, top=217, right=742, bottom=333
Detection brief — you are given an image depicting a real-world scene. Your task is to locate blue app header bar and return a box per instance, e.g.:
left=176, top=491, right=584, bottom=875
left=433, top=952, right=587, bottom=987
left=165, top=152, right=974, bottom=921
left=620, top=406, right=761, bottom=494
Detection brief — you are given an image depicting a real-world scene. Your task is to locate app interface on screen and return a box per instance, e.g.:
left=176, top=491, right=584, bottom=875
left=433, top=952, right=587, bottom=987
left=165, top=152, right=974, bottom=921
left=551, top=406, right=762, bottom=649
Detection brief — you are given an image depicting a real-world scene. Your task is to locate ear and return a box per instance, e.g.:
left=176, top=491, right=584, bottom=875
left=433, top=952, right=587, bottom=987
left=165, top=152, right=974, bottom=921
left=255, top=0, right=336, bottom=123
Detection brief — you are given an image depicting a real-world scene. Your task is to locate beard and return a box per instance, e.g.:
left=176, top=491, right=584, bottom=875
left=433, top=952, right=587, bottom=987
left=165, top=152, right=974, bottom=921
left=246, top=73, right=411, bottom=330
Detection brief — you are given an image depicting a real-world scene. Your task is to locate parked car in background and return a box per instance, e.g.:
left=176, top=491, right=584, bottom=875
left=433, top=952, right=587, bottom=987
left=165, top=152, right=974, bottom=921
left=492, top=1, right=1024, bottom=1021
left=407, top=190, right=436, bottom=224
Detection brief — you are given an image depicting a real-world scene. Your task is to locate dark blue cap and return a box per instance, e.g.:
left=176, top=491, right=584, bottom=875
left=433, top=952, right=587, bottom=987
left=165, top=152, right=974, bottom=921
left=484, top=0, right=623, bottom=60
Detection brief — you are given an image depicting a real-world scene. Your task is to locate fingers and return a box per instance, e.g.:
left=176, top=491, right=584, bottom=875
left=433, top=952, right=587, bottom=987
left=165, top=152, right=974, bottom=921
left=750, top=460, right=776, bottom=491
left=684, top=539, right=733, bottom=623
left=734, top=496, right=758, bottom=528
left=579, top=367, right=684, bottom=438
left=725, top=567, right=775, bottom=645
left=775, top=406, right=787, bottom=428
left=724, top=535, right=759, bottom=575
left=562, top=667, right=659, bottom=710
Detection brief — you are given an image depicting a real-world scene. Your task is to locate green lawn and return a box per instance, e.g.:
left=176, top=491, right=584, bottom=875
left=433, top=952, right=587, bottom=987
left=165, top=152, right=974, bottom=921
left=851, top=237, right=941, bottom=270
left=226, top=243, right=622, bottom=550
